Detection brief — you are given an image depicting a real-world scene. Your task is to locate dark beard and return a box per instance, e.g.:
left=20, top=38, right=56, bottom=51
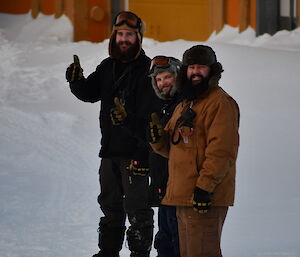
left=111, top=40, right=140, bottom=62
left=180, top=76, right=210, bottom=101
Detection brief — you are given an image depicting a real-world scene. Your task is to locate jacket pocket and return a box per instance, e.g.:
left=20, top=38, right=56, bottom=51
left=171, top=127, right=195, bottom=149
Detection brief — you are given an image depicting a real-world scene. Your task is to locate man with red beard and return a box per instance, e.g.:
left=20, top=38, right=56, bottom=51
left=66, top=11, right=155, bottom=257
left=150, top=45, right=240, bottom=257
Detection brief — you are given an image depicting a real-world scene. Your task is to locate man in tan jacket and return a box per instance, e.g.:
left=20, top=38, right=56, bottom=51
left=150, top=45, right=240, bottom=257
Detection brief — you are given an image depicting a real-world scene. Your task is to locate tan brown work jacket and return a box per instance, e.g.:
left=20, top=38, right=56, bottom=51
left=151, top=84, right=240, bottom=207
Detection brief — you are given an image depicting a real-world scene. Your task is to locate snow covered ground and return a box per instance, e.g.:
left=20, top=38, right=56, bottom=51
left=0, top=13, right=300, bottom=257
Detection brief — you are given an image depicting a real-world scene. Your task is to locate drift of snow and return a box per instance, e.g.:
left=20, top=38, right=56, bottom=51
left=0, top=13, right=300, bottom=257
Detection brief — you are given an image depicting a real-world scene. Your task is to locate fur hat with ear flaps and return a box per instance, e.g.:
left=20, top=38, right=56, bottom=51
left=109, top=11, right=146, bottom=61
left=177, top=45, right=224, bottom=93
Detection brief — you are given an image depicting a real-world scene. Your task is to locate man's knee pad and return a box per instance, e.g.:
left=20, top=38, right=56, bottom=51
left=126, top=224, right=153, bottom=255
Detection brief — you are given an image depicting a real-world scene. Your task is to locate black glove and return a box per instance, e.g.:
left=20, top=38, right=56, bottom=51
left=127, top=159, right=149, bottom=176
left=66, top=55, right=84, bottom=83
left=192, top=187, right=213, bottom=213
left=147, top=112, right=164, bottom=143
left=110, top=97, right=127, bottom=125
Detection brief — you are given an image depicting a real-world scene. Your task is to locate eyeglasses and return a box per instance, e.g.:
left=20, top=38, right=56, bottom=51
left=114, top=11, right=142, bottom=29
left=149, top=56, right=181, bottom=74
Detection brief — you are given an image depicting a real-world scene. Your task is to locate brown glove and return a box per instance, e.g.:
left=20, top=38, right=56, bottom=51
left=66, top=55, right=84, bottom=83
left=110, top=97, right=127, bottom=125
left=147, top=112, right=164, bottom=143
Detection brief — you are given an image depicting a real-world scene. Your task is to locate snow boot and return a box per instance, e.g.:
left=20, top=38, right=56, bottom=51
left=92, top=251, right=119, bottom=257
left=97, top=224, right=126, bottom=257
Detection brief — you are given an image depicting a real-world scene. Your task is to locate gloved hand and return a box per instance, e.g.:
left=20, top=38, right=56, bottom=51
left=147, top=112, right=164, bottom=143
left=192, top=187, right=213, bottom=213
left=66, top=55, right=84, bottom=83
left=127, top=160, right=149, bottom=176
left=110, top=97, right=127, bottom=125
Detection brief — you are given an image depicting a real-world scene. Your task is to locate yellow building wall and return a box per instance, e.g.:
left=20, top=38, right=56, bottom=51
left=0, top=0, right=261, bottom=42
left=129, top=0, right=211, bottom=42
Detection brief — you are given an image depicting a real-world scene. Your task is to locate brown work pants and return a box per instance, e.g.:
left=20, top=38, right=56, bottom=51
left=176, top=206, right=228, bottom=257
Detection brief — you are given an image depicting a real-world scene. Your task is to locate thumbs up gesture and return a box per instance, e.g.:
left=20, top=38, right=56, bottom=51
left=147, top=112, right=164, bottom=143
left=66, top=55, right=84, bottom=83
left=110, top=97, right=127, bottom=125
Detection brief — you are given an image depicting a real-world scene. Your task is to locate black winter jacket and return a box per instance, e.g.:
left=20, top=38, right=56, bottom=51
left=148, top=96, right=179, bottom=206
left=69, top=51, right=156, bottom=161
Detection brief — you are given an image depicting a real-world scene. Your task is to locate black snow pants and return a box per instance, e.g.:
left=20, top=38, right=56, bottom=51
left=97, top=157, right=154, bottom=257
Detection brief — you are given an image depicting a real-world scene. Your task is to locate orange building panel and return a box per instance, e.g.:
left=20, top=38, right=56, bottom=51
left=0, top=0, right=31, bottom=14
left=250, top=0, right=256, bottom=29
left=39, top=0, right=55, bottom=15
left=224, top=0, right=239, bottom=27
left=87, top=0, right=111, bottom=42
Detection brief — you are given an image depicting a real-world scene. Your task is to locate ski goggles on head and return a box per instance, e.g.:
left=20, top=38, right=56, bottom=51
left=149, top=56, right=181, bottom=75
left=114, top=11, right=142, bottom=29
